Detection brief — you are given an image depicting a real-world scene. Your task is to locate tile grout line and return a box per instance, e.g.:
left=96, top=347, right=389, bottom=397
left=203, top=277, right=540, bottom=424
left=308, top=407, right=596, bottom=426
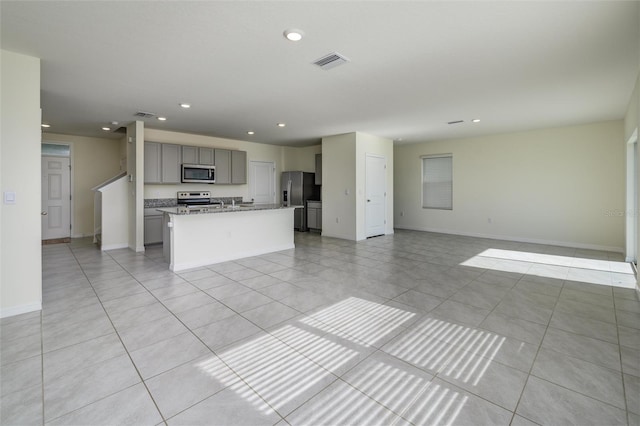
left=611, top=288, right=632, bottom=426
left=33, top=234, right=636, bottom=425
left=511, top=260, right=572, bottom=424
left=103, top=251, right=288, bottom=425
left=40, top=291, right=45, bottom=426
left=65, top=243, right=169, bottom=425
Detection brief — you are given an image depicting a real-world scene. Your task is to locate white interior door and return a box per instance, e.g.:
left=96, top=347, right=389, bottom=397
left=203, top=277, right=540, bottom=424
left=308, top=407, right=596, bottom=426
left=42, top=156, right=71, bottom=240
left=366, top=154, right=386, bottom=238
left=249, top=161, right=276, bottom=204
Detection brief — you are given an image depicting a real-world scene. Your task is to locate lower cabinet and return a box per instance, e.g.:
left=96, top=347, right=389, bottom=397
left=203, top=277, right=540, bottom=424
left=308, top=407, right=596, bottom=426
left=144, top=213, right=163, bottom=244
left=307, top=201, right=322, bottom=230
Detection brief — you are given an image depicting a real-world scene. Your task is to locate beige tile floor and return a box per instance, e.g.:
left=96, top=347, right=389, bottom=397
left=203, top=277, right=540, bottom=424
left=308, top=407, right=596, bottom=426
left=1, top=230, right=639, bottom=425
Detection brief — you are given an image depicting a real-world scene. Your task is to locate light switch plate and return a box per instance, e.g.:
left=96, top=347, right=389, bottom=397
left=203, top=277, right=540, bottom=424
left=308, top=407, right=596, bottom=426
left=4, top=191, right=16, bottom=204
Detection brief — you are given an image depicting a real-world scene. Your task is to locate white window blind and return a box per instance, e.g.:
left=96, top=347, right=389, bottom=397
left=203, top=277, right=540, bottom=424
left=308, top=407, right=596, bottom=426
left=422, top=155, right=452, bottom=210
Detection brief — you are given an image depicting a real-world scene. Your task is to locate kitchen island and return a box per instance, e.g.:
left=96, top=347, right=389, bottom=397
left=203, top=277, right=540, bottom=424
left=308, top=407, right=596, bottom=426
left=157, top=204, right=299, bottom=272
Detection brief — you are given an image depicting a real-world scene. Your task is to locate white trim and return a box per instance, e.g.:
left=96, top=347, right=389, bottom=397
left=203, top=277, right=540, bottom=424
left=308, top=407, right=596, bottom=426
left=72, top=232, right=94, bottom=238
left=249, top=160, right=277, bottom=204
left=321, top=231, right=357, bottom=241
left=0, top=302, right=42, bottom=319
left=625, top=128, right=638, bottom=263
left=420, top=153, right=453, bottom=159
left=394, top=225, right=625, bottom=254
left=101, top=242, right=129, bottom=251
left=365, top=153, right=387, bottom=238
left=42, top=140, right=74, bottom=238
left=421, top=154, right=453, bottom=210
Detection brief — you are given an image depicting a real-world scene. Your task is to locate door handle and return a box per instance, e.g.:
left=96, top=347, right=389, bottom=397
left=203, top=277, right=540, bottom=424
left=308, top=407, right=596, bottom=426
left=41, top=211, right=48, bottom=215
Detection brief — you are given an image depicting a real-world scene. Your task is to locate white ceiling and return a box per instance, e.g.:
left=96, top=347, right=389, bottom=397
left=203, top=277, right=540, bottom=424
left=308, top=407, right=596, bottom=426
left=2, top=1, right=639, bottom=146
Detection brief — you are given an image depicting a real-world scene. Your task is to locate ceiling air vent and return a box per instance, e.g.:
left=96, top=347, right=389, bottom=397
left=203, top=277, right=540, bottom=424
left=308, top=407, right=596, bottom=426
left=313, top=52, right=349, bottom=70
left=133, top=111, right=156, bottom=119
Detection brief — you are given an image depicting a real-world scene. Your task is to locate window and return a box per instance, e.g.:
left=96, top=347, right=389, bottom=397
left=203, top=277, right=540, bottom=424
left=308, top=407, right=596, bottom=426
left=42, top=143, right=70, bottom=157
left=422, top=154, right=452, bottom=210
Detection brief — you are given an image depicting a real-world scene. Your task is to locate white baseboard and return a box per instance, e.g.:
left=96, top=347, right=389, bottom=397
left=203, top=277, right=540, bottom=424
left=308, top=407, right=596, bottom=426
left=394, top=225, right=625, bottom=254
left=0, top=301, right=42, bottom=319
left=101, top=242, right=129, bottom=251
left=72, top=232, right=96, bottom=238
left=320, top=231, right=356, bottom=241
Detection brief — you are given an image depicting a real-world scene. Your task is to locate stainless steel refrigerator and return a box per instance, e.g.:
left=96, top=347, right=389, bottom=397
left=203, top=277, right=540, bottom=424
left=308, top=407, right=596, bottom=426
left=281, top=171, right=319, bottom=231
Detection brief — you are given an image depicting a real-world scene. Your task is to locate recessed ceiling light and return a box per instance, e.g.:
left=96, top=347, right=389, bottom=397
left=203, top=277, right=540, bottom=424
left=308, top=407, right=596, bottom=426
left=283, top=29, right=304, bottom=41
left=102, top=127, right=111, bottom=131
left=41, top=124, right=51, bottom=128
left=472, top=119, right=481, bottom=123
left=277, top=123, right=286, bottom=127
left=157, top=116, right=167, bottom=121
left=247, top=131, right=255, bottom=135
left=179, top=103, right=191, bottom=109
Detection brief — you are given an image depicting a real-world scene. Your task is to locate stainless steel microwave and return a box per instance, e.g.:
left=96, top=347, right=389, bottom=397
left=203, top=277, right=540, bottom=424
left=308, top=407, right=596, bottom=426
left=181, top=164, right=215, bottom=183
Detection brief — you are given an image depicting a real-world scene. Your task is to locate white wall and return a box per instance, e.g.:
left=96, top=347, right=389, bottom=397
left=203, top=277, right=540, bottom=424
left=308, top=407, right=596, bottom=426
left=142, top=129, right=288, bottom=200
left=624, top=71, right=640, bottom=289
left=322, top=132, right=394, bottom=241
left=42, top=133, right=123, bottom=237
left=322, top=133, right=357, bottom=240
left=355, top=133, right=394, bottom=240
left=0, top=50, right=42, bottom=317
left=282, top=145, right=321, bottom=173
left=395, top=121, right=626, bottom=251
left=126, top=121, right=145, bottom=252
left=625, top=73, right=639, bottom=142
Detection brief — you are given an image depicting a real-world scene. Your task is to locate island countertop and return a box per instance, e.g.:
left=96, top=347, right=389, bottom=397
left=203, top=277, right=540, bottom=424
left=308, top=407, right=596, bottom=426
left=157, top=204, right=302, bottom=215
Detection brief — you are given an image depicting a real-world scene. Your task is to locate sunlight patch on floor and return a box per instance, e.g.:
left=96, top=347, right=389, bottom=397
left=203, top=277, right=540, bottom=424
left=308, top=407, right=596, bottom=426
left=303, top=297, right=416, bottom=346
left=461, top=248, right=636, bottom=288
left=385, top=317, right=505, bottom=386
left=198, top=297, right=415, bottom=415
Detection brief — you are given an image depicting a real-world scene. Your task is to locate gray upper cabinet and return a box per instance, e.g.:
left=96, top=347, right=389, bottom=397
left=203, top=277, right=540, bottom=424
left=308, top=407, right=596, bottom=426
left=145, top=142, right=246, bottom=185
left=161, top=143, right=182, bottom=184
left=214, top=149, right=231, bottom=184
left=144, top=141, right=162, bottom=184
left=315, top=153, right=322, bottom=185
left=145, top=142, right=181, bottom=184
left=199, top=147, right=215, bottom=165
left=182, top=146, right=198, bottom=164
left=181, top=146, right=214, bottom=166
left=231, top=150, right=247, bottom=184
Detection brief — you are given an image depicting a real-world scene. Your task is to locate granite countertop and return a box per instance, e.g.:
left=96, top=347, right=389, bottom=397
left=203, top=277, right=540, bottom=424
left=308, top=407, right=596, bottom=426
left=157, top=204, right=303, bottom=215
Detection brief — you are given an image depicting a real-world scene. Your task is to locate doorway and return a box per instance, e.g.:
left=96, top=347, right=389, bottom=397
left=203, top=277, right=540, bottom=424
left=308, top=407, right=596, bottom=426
left=249, top=161, right=276, bottom=204
left=365, top=154, right=386, bottom=238
left=42, top=143, right=72, bottom=242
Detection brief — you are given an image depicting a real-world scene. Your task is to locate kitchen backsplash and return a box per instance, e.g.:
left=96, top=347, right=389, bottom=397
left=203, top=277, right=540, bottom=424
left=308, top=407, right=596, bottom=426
left=145, top=198, right=177, bottom=208
left=144, top=197, right=244, bottom=208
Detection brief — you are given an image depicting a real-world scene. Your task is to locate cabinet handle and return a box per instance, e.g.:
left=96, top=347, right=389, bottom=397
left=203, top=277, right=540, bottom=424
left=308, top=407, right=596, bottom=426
left=41, top=211, right=48, bottom=215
